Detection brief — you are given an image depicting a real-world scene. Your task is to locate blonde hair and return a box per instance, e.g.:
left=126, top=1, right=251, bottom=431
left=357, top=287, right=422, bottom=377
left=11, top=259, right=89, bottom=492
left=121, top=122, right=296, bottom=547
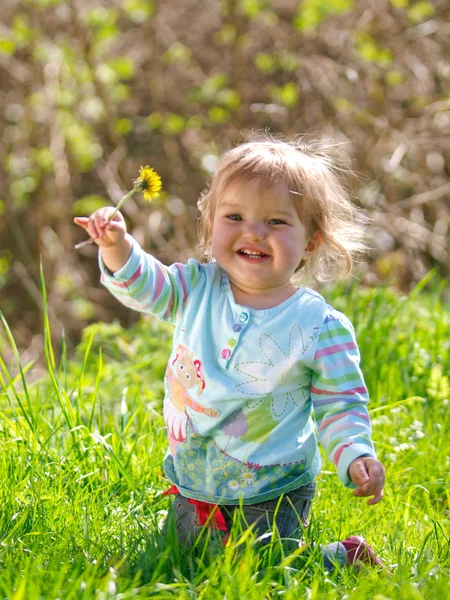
left=197, top=132, right=368, bottom=282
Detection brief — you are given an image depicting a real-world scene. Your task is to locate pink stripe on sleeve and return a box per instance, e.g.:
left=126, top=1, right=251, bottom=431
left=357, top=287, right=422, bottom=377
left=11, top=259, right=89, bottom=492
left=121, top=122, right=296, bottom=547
left=153, top=263, right=167, bottom=300
left=163, top=295, right=175, bottom=319
left=319, top=410, right=369, bottom=432
left=311, top=385, right=367, bottom=396
left=333, top=443, right=352, bottom=465
left=174, top=263, right=188, bottom=302
left=109, top=265, right=142, bottom=288
left=314, top=341, right=356, bottom=360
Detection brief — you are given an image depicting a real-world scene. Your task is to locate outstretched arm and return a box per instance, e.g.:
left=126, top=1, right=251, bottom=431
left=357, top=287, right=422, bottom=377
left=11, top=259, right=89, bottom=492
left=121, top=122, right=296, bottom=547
left=77, top=209, right=203, bottom=323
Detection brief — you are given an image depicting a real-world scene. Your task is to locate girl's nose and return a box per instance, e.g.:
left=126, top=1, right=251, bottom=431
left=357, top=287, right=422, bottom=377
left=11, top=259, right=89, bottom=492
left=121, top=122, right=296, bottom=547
left=243, top=221, right=266, bottom=240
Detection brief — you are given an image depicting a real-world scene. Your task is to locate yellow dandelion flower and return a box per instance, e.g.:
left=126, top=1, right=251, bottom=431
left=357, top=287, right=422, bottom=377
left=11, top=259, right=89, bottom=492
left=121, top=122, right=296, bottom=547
left=134, top=165, right=162, bottom=202
left=75, top=164, right=162, bottom=249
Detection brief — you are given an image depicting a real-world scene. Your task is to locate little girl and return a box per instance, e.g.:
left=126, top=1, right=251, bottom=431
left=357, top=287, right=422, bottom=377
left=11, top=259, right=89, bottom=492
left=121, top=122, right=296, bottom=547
left=74, top=135, right=386, bottom=570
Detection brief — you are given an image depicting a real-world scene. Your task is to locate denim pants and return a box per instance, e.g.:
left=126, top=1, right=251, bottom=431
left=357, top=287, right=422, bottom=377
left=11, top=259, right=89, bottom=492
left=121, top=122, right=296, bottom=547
left=164, top=482, right=347, bottom=569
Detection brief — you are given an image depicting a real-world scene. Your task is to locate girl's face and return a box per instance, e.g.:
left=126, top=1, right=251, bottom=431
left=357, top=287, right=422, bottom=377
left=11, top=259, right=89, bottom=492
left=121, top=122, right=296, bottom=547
left=211, top=178, right=317, bottom=303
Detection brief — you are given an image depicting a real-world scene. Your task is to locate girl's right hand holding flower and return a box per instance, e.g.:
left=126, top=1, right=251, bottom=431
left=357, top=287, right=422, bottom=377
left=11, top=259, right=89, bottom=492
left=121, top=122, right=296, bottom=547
left=74, top=208, right=132, bottom=273
left=74, top=207, right=127, bottom=248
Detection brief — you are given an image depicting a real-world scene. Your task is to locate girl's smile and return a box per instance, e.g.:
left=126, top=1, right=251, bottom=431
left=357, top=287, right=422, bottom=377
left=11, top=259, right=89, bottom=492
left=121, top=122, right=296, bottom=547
left=211, top=178, right=318, bottom=308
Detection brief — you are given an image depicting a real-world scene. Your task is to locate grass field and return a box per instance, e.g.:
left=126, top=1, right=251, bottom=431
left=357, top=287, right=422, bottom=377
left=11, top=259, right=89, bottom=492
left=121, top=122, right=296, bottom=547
left=0, top=272, right=449, bottom=599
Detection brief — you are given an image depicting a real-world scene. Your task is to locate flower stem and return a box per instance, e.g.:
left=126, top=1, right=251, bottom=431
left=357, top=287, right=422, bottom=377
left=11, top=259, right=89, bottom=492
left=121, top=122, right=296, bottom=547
left=74, top=185, right=140, bottom=250
left=108, top=185, right=140, bottom=222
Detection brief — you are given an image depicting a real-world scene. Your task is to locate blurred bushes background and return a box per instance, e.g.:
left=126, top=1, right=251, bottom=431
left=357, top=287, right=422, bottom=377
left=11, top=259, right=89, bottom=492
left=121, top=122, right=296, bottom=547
left=0, top=0, right=449, bottom=363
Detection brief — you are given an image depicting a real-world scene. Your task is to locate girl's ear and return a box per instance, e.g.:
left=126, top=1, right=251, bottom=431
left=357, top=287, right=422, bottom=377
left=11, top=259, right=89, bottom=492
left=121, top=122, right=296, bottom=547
left=304, top=232, right=322, bottom=257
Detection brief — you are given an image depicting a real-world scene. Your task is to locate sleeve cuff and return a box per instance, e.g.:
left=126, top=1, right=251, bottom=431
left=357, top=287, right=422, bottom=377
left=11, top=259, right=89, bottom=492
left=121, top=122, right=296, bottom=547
left=98, top=234, right=140, bottom=282
left=337, top=443, right=377, bottom=488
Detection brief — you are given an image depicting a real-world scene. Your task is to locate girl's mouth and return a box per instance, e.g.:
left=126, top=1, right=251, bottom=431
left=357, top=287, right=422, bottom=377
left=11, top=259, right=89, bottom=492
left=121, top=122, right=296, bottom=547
left=237, top=249, right=269, bottom=260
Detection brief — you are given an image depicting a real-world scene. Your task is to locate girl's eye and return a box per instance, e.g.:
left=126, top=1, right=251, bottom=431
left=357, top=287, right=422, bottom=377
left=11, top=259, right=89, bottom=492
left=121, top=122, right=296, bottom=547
left=227, top=214, right=242, bottom=221
left=179, top=364, right=184, bottom=370
left=269, top=219, right=287, bottom=225
left=185, top=373, right=190, bottom=380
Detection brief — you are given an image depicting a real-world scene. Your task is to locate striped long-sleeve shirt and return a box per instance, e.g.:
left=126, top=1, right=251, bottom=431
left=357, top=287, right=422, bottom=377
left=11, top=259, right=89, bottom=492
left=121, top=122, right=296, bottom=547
left=100, top=235, right=376, bottom=504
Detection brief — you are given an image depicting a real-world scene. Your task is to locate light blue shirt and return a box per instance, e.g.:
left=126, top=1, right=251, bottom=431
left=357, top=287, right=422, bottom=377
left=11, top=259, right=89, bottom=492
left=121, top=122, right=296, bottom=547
left=100, top=235, right=376, bottom=504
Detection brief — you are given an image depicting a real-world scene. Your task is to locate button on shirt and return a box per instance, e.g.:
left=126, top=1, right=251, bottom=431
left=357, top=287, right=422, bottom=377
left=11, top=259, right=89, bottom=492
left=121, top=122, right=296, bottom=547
left=100, top=235, right=376, bottom=505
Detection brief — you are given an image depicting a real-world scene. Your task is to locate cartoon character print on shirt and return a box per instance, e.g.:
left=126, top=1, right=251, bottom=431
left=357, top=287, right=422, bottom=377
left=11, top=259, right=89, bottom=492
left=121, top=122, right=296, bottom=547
left=164, top=344, right=220, bottom=457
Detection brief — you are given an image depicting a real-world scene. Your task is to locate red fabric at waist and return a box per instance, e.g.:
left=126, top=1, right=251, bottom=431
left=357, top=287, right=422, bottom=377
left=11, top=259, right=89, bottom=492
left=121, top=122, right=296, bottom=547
left=164, top=484, right=228, bottom=532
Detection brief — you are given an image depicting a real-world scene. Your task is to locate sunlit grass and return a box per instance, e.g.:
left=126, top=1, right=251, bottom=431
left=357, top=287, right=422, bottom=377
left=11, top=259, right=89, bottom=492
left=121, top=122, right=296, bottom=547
left=0, top=271, right=448, bottom=599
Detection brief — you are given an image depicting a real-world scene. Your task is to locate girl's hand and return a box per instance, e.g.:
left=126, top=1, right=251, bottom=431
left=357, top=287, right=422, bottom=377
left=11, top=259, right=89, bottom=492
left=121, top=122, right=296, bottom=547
left=349, top=456, right=385, bottom=505
left=74, top=207, right=127, bottom=248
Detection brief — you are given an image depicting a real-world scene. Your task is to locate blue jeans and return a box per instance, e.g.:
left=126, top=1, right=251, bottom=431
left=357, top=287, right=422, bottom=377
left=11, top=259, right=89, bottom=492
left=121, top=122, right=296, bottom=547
left=164, top=482, right=347, bottom=569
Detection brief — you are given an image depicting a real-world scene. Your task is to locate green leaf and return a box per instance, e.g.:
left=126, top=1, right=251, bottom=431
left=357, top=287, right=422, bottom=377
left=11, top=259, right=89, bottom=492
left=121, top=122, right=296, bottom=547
left=111, top=84, right=131, bottom=102
left=386, top=70, right=405, bottom=86
left=73, top=195, right=109, bottom=215
left=106, top=57, right=135, bottom=80
left=270, top=82, right=298, bottom=108
left=58, top=111, right=102, bottom=170
left=203, top=74, right=228, bottom=97
left=85, top=7, right=119, bottom=28
left=355, top=34, right=393, bottom=67
left=33, top=147, right=54, bottom=172
left=189, top=74, right=229, bottom=105
left=164, top=42, right=191, bottom=63
left=186, top=116, right=203, bottom=130
left=162, top=114, right=186, bottom=136
left=294, top=0, right=353, bottom=32
left=92, top=24, right=118, bottom=49
left=97, top=61, right=117, bottom=85
left=215, top=23, right=237, bottom=45
left=279, top=53, right=299, bottom=72
left=254, top=53, right=277, bottom=73
left=0, top=39, right=15, bottom=56
left=147, top=112, right=163, bottom=130
left=12, top=15, right=33, bottom=46
left=85, top=8, right=119, bottom=52
left=241, top=0, right=268, bottom=18
left=208, top=106, right=231, bottom=124
left=10, top=177, right=37, bottom=199
left=123, top=0, right=155, bottom=23
left=216, top=88, right=240, bottom=110
left=115, top=118, right=132, bottom=135
left=333, top=97, right=353, bottom=113
left=0, top=254, right=11, bottom=276
left=408, top=1, right=435, bottom=23
left=24, top=0, right=62, bottom=7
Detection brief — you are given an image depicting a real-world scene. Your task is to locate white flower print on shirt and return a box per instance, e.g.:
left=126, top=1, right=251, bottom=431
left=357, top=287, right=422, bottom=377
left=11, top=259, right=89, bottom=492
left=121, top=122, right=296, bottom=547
left=240, top=471, right=256, bottom=485
left=235, top=323, right=319, bottom=418
left=227, top=480, right=240, bottom=491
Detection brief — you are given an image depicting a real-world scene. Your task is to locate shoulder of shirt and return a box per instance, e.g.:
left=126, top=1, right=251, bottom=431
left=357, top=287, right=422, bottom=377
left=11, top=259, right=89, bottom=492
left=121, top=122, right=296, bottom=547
left=181, top=258, right=223, bottom=290
left=296, top=287, right=353, bottom=330
left=184, top=258, right=221, bottom=276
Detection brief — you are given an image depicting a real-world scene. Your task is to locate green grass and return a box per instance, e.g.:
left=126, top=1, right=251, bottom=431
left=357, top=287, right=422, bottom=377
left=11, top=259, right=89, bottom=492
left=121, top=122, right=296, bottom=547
left=0, top=271, right=449, bottom=599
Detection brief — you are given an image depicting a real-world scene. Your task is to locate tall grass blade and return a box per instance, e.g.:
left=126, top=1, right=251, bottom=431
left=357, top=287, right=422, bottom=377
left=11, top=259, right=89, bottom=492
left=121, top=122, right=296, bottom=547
left=39, top=261, right=75, bottom=432
left=0, top=313, right=35, bottom=432
left=77, top=330, right=94, bottom=426
left=88, top=347, right=103, bottom=431
left=60, top=328, right=68, bottom=392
